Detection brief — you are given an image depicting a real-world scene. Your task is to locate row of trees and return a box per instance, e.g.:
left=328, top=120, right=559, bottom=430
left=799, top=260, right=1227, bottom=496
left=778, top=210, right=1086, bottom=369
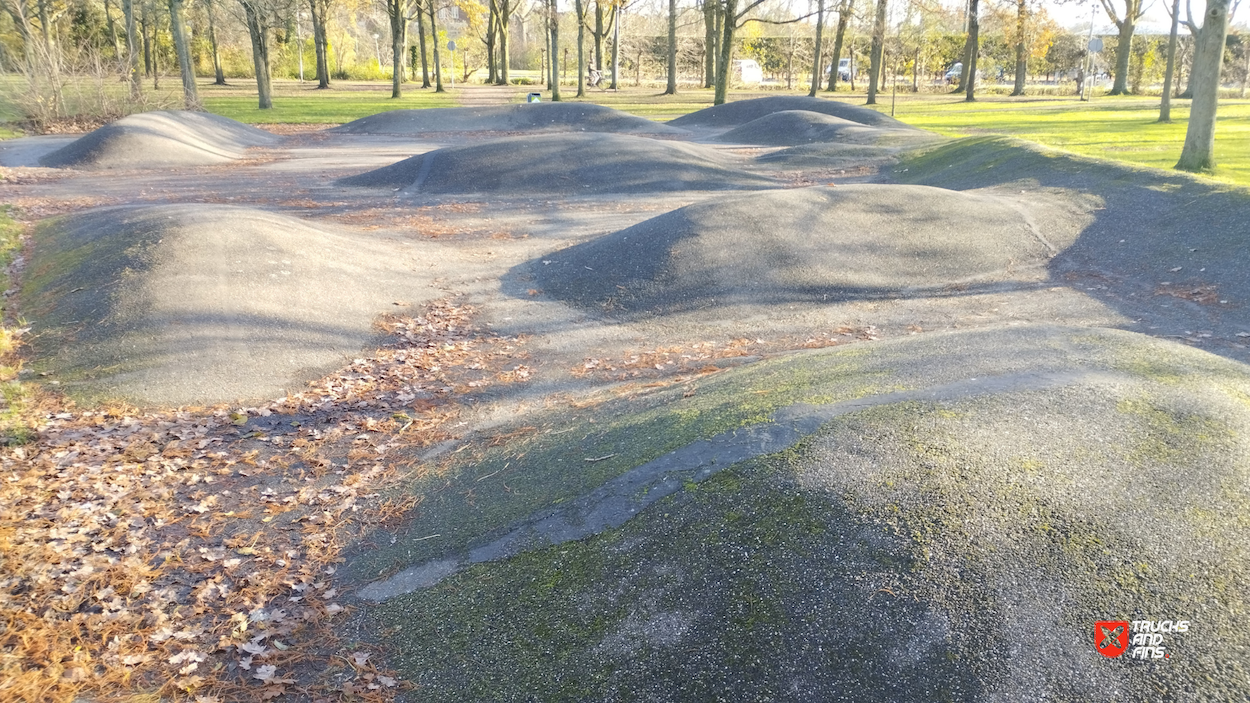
left=1, top=0, right=1244, bottom=169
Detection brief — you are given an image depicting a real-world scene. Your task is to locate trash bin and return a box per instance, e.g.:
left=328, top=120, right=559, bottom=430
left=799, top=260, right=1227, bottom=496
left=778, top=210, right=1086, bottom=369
left=527, top=93, right=541, bottom=103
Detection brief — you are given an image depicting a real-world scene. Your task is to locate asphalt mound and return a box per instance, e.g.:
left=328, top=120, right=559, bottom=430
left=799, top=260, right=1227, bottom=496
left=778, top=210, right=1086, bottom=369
left=339, top=132, right=776, bottom=194
left=526, top=184, right=1070, bottom=317
left=895, top=136, right=1250, bottom=345
left=670, top=95, right=912, bottom=130
left=365, top=324, right=1250, bottom=701
left=718, top=109, right=940, bottom=147
left=39, top=110, right=277, bottom=169
left=331, top=103, right=687, bottom=136
left=22, top=205, right=438, bottom=405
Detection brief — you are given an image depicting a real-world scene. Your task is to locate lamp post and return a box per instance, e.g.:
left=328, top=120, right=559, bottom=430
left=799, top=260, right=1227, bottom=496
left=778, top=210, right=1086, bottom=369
left=296, top=11, right=305, bottom=82
left=373, top=33, right=382, bottom=72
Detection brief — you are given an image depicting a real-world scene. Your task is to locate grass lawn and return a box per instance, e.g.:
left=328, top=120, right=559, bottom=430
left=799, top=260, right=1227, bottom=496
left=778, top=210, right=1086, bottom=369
left=871, top=93, right=1250, bottom=186
left=198, top=78, right=457, bottom=123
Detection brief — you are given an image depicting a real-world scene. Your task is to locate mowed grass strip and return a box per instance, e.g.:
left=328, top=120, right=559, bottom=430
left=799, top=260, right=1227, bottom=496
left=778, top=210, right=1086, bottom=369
left=198, top=78, right=457, bottom=123
left=870, top=94, right=1250, bottom=185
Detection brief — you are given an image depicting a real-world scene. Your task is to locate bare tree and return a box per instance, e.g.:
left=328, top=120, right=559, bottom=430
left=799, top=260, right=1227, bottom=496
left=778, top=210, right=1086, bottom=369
left=308, top=0, right=332, bottom=87
left=1176, top=0, right=1232, bottom=170
left=1099, top=0, right=1149, bottom=94
left=548, top=0, right=560, bottom=99
left=664, top=0, right=677, bottom=94
left=808, top=0, right=825, bottom=96
left=866, top=0, right=885, bottom=104
left=427, top=0, right=444, bottom=92
left=962, top=0, right=979, bottom=101
left=385, top=0, right=414, bottom=97
left=825, top=0, right=852, bottom=91
left=168, top=0, right=199, bottom=107
left=240, top=0, right=275, bottom=108
left=1160, top=0, right=1181, bottom=120
left=123, top=0, right=141, bottom=97
left=1010, top=0, right=1026, bottom=95
left=415, top=0, right=430, bottom=86
left=576, top=0, right=587, bottom=95
left=204, top=0, right=228, bottom=85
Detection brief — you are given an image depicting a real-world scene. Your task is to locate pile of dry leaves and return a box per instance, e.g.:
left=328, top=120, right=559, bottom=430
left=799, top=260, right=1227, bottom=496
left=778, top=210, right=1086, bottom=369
left=0, top=300, right=531, bottom=702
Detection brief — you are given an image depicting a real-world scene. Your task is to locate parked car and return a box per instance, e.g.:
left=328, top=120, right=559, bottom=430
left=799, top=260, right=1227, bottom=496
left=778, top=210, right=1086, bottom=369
left=837, top=57, right=854, bottom=82
left=944, top=62, right=963, bottom=84
left=733, top=59, right=763, bottom=85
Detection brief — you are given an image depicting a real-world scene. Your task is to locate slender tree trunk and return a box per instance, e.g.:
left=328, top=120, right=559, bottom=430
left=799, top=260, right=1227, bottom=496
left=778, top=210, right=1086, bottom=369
left=664, top=0, right=677, bottom=94
left=167, top=0, right=198, bottom=107
left=964, top=0, right=979, bottom=101
left=309, top=0, right=330, bottom=88
left=576, top=0, right=587, bottom=95
left=241, top=0, right=272, bottom=108
left=416, top=1, right=430, bottom=87
left=123, top=0, right=141, bottom=97
left=1241, top=37, right=1249, bottom=98
left=1011, top=0, right=1026, bottom=95
left=486, top=0, right=497, bottom=83
left=866, top=0, right=886, bottom=104
left=151, top=5, right=160, bottom=90
left=703, top=0, right=716, bottom=87
left=1176, top=0, right=1231, bottom=171
left=430, top=1, right=444, bottom=91
left=104, top=0, right=123, bottom=59
left=499, top=0, right=511, bottom=83
left=610, top=3, right=620, bottom=89
left=206, top=0, right=227, bottom=84
left=713, top=0, right=738, bottom=104
left=141, top=4, right=151, bottom=77
left=809, top=0, right=825, bottom=96
left=826, top=0, right=851, bottom=90
left=388, top=0, right=407, bottom=97
left=549, top=0, right=560, bottom=100
left=1160, top=0, right=1181, bottom=120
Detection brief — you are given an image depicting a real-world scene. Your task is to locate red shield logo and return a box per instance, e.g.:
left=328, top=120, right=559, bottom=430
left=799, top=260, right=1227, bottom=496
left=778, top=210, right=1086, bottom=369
left=1095, top=621, right=1130, bottom=658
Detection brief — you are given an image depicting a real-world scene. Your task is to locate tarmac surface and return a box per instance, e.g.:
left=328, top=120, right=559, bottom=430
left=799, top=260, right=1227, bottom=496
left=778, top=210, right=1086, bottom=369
left=4, top=94, right=1249, bottom=701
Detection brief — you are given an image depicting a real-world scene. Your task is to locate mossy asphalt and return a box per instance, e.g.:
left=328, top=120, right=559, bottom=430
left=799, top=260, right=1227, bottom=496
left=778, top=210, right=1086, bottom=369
left=7, top=97, right=1250, bottom=700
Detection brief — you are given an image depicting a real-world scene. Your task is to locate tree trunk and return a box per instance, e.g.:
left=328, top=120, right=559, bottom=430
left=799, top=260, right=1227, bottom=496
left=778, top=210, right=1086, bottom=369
left=141, top=4, right=151, bottom=77
left=416, top=1, right=430, bottom=87
left=206, top=0, right=227, bottom=85
left=430, top=1, right=444, bottom=92
left=486, top=0, right=498, bottom=84
left=123, top=0, right=141, bottom=97
left=388, top=0, right=407, bottom=97
left=703, top=0, right=716, bottom=87
left=964, top=0, right=979, bottom=101
left=713, top=0, right=738, bottom=104
left=1176, top=0, right=1231, bottom=171
left=576, top=0, right=587, bottom=96
left=1160, top=0, right=1180, bottom=120
left=309, top=0, right=331, bottom=88
left=866, top=0, right=886, bottom=104
left=499, top=0, right=511, bottom=84
left=1010, top=0, right=1025, bottom=95
left=664, top=0, right=677, bottom=94
left=826, top=0, right=851, bottom=90
left=809, top=0, right=825, bottom=96
left=595, top=1, right=605, bottom=69
left=548, top=0, right=560, bottom=100
left=104, top=0, right=123, bottom=59
left=610, top=3, right=620, bottom=88
left=241, top=0, right=272, bottom=109
left=167, top=0, right=198, bottom=107
left=1115, top=0, right=1145, bottom=94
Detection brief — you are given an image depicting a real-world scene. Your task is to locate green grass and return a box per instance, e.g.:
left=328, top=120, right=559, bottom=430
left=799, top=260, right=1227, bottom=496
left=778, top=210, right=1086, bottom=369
left=0, top=207, right=37, bottom=445
left=198, top=79, right=457, bottom=123
left=867, top=94, right=1250, bottom=185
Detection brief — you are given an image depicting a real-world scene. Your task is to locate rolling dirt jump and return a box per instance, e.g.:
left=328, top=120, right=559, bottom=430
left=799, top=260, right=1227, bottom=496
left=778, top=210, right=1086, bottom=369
left=5, top=95, right=1250, bottom=702
left=38, top=110, right=278, bottom=169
